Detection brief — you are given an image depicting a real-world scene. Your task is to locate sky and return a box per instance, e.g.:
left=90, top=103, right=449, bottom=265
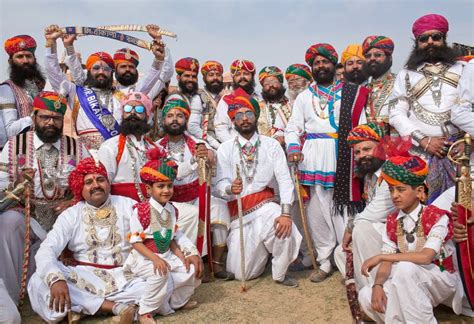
left=0, top=0, right=473, bottom=85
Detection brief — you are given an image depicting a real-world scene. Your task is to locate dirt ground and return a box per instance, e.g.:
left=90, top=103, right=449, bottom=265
left=20, top=268, right=472, bottom=323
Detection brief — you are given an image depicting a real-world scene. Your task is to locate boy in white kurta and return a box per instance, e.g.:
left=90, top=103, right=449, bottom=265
left=123, top=147, right=202, bottom=323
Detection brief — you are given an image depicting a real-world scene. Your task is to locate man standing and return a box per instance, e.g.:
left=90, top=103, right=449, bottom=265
left=0, top=35, right=45, bottom=148
left=285, top=63, right=312, bottom=106
left=340, top=44, right=368, bottom=85
left=389, top=13, right=464, bottom=203
left=0, top=92, right=84, bottom=305
left=216, top=93, right=302, bottom=286
left=214, top=59, right=260, bottom=143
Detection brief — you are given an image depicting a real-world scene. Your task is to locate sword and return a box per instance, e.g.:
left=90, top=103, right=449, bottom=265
left=236, top=165, right=246, bottom=292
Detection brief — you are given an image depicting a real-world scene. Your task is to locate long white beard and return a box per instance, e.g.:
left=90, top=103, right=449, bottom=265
left=288, top=87, right=306, bottom=101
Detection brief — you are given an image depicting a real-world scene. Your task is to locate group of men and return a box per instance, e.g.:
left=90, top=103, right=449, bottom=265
left=0, top=12, right=473, bottom=323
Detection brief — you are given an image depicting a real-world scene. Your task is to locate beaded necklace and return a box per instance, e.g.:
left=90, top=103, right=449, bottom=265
left=235, top=136, right=260, bottom=182
left=150, top=206, right=173, bottom=253
left=310, top=82, right=337, bottom=119
left=396, top=206, right=426, bottom=252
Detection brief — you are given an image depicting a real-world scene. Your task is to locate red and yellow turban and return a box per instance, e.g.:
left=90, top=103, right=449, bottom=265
left=113, top=48, right=139, bottom=67
left=33, top=91, right=67, bottom=116
left=201, top=60, right=223, bottom=75
left=226, top=88, right=260, bottom=120
left=258, top=66, right=284, bottom=85
left=381, top=155, right=428, bottom=186
left=175, top=57, right=199, bottom=75
left=162, top=98, right=190, bottom=119
left=362, top=35, right=395, bottom=56
left=341, top=44, right=365, bottom=65
left=285, top=64, right=312, bottom=82
left=4, top=35, right=36, bottom=57
left=305, top=43, right=338, bottom=66
left=412, top=13, right=449, bottom=38
left=347, top=122, right=385, bottom=146
left=86, top=52, right=114, bottom=71
left=140, top=147, right=178, bottom=184
left=121, top=92, right=153, bottom=116
left=68, top=157, right=109, bottom=203
left=230, top=59, right=256, bottom=76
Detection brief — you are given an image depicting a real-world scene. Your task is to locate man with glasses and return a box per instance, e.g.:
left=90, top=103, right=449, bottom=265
left=389, top=13, right=465, bottom=203
left=362, top=35, right=396, bottom=135
left=0, top=92, right=85, bottom=306
left=285, top=63, right=312, bottom=106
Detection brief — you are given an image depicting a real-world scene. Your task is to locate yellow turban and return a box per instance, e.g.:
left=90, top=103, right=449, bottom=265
left=341, top=44, right=365, bottom=65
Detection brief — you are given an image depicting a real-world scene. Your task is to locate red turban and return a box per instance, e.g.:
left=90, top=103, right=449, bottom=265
left=230, top=59, right=256, bottom=76
left=412, top=14, right=449, bottom=38
left=113, top=48, right=139, bottom=67
left=175, top=57, right=199, bottom=75
left=68, top=157, right=109, bottom=203
left=86, top=52, right=114, bottom=71
left=305, top=43, right=338, bottom=66
left=4, top=35, right=36, bottom=57
left=201, top=60, right=223, bottom=75
left=225, top=88, right=260, bottom=120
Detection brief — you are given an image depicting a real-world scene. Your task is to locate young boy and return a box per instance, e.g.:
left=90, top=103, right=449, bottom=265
left=124, top=147, right=202, bottom=324
left=358, top=155, right=463, bottom=323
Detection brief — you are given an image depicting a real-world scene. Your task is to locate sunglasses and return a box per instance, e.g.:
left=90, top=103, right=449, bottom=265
left=36, top=114, right=64, bottom=123
left=123, top=104, right=146, bottom=114
left=234, top=111, right=255, bottom=120
left=91, top=64, right=113, bottom=72
left=364, top=52, right=385, bottom=59
left=418, top=33, right=444, bottom=43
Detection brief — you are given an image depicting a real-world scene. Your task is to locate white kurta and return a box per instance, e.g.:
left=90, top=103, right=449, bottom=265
left=27, top=196, right=146, bottom=322
left=215, top=133, right=301, bottom=281
left=124, top=199, right=200, bottom=315
left=0, top=279, right=20, bottom=324
left=451, top=59, right=474, bottom=136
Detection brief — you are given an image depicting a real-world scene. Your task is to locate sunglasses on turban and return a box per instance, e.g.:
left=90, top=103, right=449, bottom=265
left=417, top=32, right=444, bottom=43
left=91, top=64, right=113, bottom=72
left=123, top=104, right=146, bottom=114
left=234, top=111, right=255, bottom=120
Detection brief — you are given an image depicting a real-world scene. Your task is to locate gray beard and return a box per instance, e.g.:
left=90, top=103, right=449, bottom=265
left=288, top=88, right=306, bottom=101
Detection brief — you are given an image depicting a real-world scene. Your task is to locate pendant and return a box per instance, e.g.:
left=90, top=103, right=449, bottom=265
left=43, top=177, right=56, bottom=191
left=319, top=97, right=327, bottom=107
left=96, top=208, right=111, bottom=220
left=405, top=233, right=415, bottom=243
left=246, top=155, right=254, bottom=162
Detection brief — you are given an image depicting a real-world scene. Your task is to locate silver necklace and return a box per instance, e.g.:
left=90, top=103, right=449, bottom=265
left=168, top=138, right=185, bottom=162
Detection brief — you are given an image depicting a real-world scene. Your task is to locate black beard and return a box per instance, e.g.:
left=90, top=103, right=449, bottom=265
left=85, top=71, right=113, bottom=89
left=355, top=156, right=385, bottom=177
left=119, top=117, right=150, bottom=136
left=9, top=61, right=45, bottom=88
left=232, top=78, right=256, bottom=95
left=343, top=68, right=369, bottom=85
left=115, top=71, right=138, bottom=87
left=178, top=79, right=198, bottom=96
left=204, top=80, right=224, bottom=95
left=405, top=43, right=458, bottom=71
left=235, top=121, right=258, bottom=137
left=163, top=122, right=187, bottom=136
left=312, top=67, right=336, bottom=84
left=35, top=125, right=62, bottom=143
left=367, top=57, right=392, bottom=79
left=262, top=86, right=287, bottom=103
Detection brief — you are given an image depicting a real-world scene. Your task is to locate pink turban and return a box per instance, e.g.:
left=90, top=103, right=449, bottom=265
left=121, top=92, right=153, bottom=117
left=412, top=14, right=449, bottom=38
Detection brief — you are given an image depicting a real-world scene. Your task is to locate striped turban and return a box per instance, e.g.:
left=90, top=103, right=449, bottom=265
left=258, top=66, right=284, bottom=85
left=285, top=64, right=312, bottom=82
left=68, top=157, right=109, bottom=203
left=230, top=59, right=256, bottom=76
left=362, top=36, right=395, bottom=56
left=140, top=147, right=178, bottom=184
left=86, top=52, right=114, bottom=71
left=227, top=88, right=260, bottom=120
left=162, top=98, right=190, bottom=119
left=305, top=43, right=338, bottom=66
left=201, top=60, right=223, bottom=75
left=175, top=57, right=199, bottom=75
left=341, top=44, right=365, bottom=65
left=412, top=14, right=449, bottom=38
left=113, top=48, right=139, bottom=67
left=33, top=91, right=67, bottom=116
left=381, top=155, right=428, bottom=186
left=4, top=35, right=36, bottom=57
left=347, top=122, right=385, bottom=146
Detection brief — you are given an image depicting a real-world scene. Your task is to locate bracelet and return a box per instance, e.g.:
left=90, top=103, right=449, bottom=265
left=411, top=130, right=426, bottom=144
left=281, top=214, right=292, bottom=219
left=225, top=185, right=233, bottom=195
left=372, top=283, right=384, bottom=289
left=424, top=137, right=432, bottom=152
left=281, top=203, right=291, bottom=215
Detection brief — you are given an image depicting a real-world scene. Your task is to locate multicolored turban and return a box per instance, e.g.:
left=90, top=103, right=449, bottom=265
left=33, top=91, right=67, bottom=116
left=285, top=64, right=312, bottom=82
left=4, top=35, right=36, bottom=57
left=381, top=155, right=428, bottom=186
left=305, top=43, right=338, bottom=66
left=412, top=14, right=449, bottom=38
left=362, top=36, right=395, bottom=56
left=230, top=59, right=256, bottom=76
left=201, top=60, right=223, bottom=75
left=68, top=157, right=109, bottom=202
left=86, top=52, right=114, bottom=71
left=258, top=66, right=284, bottom=85
left=347, top=122, right=385, bottom=146
left=227, top=88, right=260, bottom=120
left=140, top=147, right=178, bottom=184
left=121, top=92, right=153, bottom=116
left=162, top=98, right=190, bottom=119
left=341, top=44, right=365, bottom=65
left=113, top=48, right=139, bottom=67
left=175, top=57, right=199, bottom=75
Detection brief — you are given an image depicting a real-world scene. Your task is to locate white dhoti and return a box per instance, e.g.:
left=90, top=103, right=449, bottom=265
left=359, top=261, right=462, bottom=323
left=123, top=249, right=200, bottom=315
left=0, top=279, right=20, bottom=324
left=226, top=202, right=302, bottom=282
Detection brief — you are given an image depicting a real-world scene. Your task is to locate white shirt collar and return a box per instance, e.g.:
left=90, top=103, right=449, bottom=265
left=33, top=132, right=61, bottom=151
left=237, top=132, right=259, bottom=147
left=396, top=202, right=423, bottom=221
left=150, top=197, right=173, bottom=214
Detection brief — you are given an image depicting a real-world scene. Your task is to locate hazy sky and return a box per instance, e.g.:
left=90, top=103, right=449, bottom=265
left=0, top=0, right=473, bottom=85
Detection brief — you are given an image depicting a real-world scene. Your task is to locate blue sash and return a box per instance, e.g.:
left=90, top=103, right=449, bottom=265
left=76, top=86, right=120, bottom=140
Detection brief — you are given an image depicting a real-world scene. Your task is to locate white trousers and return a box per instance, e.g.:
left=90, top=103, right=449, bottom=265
left=0, top=279, right=20, bottom=324
left=226, top=202, right=302, bottom=282
left=359, top=262, right=459, bottom=323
